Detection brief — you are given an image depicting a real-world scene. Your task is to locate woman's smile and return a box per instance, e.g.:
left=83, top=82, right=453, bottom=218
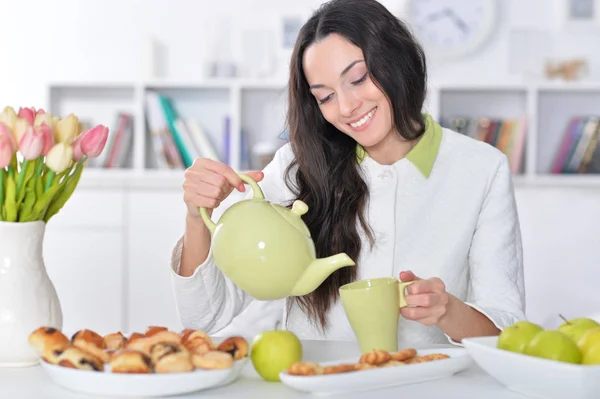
left=347, top=106, right=377, bottom=132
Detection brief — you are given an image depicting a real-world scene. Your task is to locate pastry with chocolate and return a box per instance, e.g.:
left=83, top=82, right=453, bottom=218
left=28, top=327, right=69, bottom=355
left=110, top=349, right=153, bottom=374
left=217, top=336, right=248, bottom=360
left=154, top=352, right=194, bottom=373
left=57, top=347, right=104, bottom=371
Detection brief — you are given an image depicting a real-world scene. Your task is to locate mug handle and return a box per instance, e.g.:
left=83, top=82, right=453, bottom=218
left=199, top=173, right=265, bottom=234
left=397, top=281, right=415, bottom=308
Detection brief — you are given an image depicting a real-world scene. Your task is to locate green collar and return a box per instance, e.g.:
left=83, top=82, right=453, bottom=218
left=356, top=114, right=442, bottom=178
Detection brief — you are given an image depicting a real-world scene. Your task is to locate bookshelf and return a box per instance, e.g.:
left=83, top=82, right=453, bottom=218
left=46, top=79, right=600, bottom=189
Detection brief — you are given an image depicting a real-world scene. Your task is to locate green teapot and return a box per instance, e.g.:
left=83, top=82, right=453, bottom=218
left=199, top=173, right=356, bottom=301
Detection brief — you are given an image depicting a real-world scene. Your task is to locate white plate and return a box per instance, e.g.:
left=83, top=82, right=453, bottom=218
left=462, top=336, right=600, bottom=399
left=279, top=347, right=472, bottom=395
left=40, top=357, right=248, bottom=397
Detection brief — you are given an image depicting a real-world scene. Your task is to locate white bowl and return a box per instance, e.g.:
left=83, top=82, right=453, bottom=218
left=40, top=357, right=248, bottom=397
left=462, top=336, right=600, bottom=399
left=279, top=347, right=472, bottom=396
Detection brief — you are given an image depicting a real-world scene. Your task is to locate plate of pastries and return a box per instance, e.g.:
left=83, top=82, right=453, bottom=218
left=279, top=346, right=473, bottom=395
left=28, top=325, right=249, bottom=397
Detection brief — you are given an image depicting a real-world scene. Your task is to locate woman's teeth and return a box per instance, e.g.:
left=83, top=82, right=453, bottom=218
left=350, top=107, right=376, bottom=128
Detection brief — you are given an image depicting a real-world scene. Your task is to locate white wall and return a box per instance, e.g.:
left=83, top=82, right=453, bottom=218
left=1, top=0, right=599, bottom=329
left=2, top=0, right=599, bottom=107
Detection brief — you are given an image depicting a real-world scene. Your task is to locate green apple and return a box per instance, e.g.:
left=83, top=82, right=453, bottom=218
left=582, top=341, right=600, bottom=365
left=578, top=326, right=600, bottom=354
left=250, top=330, right=303, bottom=382
left=497, top=321, right=544, bottom=354
left=557, top=315, right=600, bottom=344
left=525, top=330, right=582, bottom=364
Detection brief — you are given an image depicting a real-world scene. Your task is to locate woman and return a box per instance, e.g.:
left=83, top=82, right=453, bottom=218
left=170, top=0, right=525, bottom=347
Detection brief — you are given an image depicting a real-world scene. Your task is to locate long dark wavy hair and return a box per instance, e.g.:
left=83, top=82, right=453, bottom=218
left=284, top=0, right=428, bottom=331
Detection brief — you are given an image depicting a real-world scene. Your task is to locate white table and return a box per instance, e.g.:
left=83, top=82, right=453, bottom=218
left=1, top=340, right=529, bottom=399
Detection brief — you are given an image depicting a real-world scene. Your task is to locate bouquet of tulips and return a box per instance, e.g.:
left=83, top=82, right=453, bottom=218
left=0, top=106, right=108, bottom=223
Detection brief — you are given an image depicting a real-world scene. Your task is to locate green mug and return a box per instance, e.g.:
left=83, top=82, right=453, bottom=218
left=339, top=277, right=414, bottom=354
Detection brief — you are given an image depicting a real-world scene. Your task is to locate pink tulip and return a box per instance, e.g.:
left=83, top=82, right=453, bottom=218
left=36, top=108, right=46, bottom=116
left=72, top=134, right=83, bottom=161
left=80, top=124, right=109, bottom=158
left=18, top=107, right=35, bottom=125
left=36, top=124, right=54, bottom=156
left=18, top=125, right=44, bottom=160
left=0, top=131, right=15, bottom=168
left=0, top=122, right=16, bottom=149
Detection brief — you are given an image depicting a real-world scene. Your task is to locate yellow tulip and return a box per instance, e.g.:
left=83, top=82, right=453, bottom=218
left=13, top=118, right=29, bottom=143
left=34, top=112, right=54, bottom=129
left=55, top=114, right=78, bottom=144
left=52, top=116, right=60, bottom=131
left=46, top=142, right=73, bottom=173
left=0, top=106, right=17, bottom=131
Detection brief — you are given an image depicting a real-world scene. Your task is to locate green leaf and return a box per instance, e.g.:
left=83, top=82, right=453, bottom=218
left=18, top=185, right=37, bottom=222
left=44, top=165, right=84, bottom=223
left=35, top=175, right=43, bottom=203
left=5, top=173, right=17, bottom=222
left=9, top=153, right=17, bottom=172
left=15, top=160, right=37, bottom=218
left=31, top=181, right=63, bottom=221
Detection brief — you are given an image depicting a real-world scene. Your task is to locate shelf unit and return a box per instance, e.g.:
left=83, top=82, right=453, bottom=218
left=46, top=79, right=600, bottom=189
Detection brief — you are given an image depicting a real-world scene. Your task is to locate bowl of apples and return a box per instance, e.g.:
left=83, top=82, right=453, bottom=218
left=462, top=315, right=600, bottom=399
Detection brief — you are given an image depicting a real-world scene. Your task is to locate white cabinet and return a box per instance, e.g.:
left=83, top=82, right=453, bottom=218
left=43, top=190, right=125, bottom=335
left=125, top=190, right=188, bottom=333
left=515, top=187, right=600, bottom=328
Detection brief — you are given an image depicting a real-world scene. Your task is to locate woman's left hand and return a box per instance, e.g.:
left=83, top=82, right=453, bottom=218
left=399, top=270, right=450, bottom=326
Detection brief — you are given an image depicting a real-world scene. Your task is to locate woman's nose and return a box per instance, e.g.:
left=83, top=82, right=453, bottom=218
left=338, top=91, right=361, bottom=118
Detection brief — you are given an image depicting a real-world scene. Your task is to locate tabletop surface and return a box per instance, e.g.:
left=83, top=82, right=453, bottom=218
left=0, top=340, right=530, bottom=399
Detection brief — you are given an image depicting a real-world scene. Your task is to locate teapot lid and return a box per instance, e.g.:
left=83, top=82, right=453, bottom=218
left=271, top=200, right=311, bottom=237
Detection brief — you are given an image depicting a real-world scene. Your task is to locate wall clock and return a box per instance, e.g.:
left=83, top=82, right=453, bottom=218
left=403, top=0, right=500, bottom=61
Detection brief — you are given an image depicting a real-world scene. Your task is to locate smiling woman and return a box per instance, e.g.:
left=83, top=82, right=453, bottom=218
left=170, top=0, right=526, bottom=350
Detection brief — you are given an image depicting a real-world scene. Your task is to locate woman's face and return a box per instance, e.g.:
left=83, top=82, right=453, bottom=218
left=303, top=33, right=393, bottom=149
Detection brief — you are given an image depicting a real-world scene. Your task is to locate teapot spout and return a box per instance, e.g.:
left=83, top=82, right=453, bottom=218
left=290, top=253, right=355, bottom=296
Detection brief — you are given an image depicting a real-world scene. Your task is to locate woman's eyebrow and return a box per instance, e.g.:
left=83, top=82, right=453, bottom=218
left=309, top=59, right=364, bottom=89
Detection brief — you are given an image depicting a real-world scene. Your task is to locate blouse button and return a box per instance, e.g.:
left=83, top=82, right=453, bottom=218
left=378, top=170, right=394, bottom=180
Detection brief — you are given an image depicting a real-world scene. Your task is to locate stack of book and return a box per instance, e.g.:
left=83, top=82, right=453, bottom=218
left=145, top=91, right=224, bottom=169
left=442, top=117, right=527, bottom=174
left=87, top=112, right=135, bottom=169
left=550, top=117, right=600, bottom=174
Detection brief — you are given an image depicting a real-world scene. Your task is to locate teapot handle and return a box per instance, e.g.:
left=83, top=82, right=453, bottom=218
left=198, top=172, right=265, bottom=234
left=236, top=173, right=265, bottom=200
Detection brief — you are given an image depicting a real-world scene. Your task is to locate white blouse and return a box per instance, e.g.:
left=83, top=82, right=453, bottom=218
left=169, top=126, right=526, bottom=348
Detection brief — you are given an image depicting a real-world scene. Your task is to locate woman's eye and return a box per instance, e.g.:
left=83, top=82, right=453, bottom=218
left=352, top=73, right=368, bottom=85
left=318, top=94, right=332, bottom=104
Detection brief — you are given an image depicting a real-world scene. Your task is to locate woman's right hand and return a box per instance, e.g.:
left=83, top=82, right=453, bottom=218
left=183, top=158, right=264, bottom=218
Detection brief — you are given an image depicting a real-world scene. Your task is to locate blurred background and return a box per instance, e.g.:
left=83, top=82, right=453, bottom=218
left=2, top=0, right=598, bottom=335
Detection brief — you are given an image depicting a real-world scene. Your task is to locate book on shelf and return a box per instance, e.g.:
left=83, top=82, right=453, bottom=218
left=88, top=112, right=135, bottom=169
left=144, top=90, right=224, bottom=169
left=551, top=117, right=600, bottom=174
left=442, top=116, right=527, bottom=174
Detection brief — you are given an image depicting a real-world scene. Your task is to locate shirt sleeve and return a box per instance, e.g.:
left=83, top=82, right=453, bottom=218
left=447, top=154, right=526, bottom=345
left=169, top=144, right=296, bottom=335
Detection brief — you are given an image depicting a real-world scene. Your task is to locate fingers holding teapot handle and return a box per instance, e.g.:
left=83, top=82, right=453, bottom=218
left=200, top=158, right=248, bottom=192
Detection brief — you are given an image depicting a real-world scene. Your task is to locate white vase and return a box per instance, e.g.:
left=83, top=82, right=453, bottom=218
left=0, top=221, right=63, bottom=367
